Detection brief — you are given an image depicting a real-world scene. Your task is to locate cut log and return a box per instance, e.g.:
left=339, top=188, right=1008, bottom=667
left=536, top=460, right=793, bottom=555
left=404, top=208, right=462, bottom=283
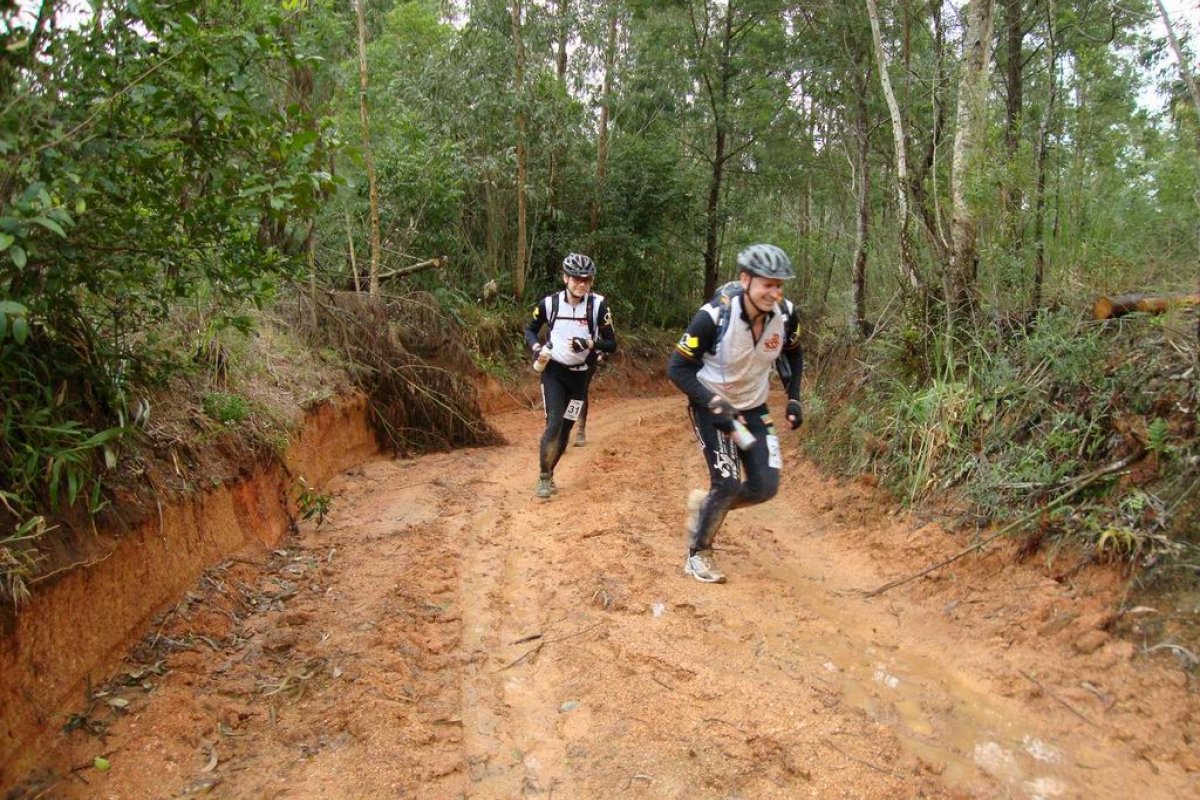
left=1092, top=292, right=1200, bottom=320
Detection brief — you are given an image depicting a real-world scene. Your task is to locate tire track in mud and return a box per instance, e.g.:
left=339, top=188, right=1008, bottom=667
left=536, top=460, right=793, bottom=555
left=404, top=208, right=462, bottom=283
left=391, top=400, right=937, bottom=800
left=28, top=394, right=1196, bottom=799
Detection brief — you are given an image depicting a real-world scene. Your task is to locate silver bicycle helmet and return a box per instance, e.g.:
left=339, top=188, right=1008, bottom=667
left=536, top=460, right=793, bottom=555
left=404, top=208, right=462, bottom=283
left=736, top=244, right=795, bottom=280
left=562, top=252, right=596, bottom=278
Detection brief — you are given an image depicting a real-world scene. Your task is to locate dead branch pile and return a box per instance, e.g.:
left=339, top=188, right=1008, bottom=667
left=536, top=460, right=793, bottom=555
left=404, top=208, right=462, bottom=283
left=289, top=290, right=503, bottom=454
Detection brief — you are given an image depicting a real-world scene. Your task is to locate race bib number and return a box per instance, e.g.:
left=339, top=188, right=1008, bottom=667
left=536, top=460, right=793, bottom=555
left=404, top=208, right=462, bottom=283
left=766, top=434, right=782, bottom=469
left=564, top=399, right=584, bottom=421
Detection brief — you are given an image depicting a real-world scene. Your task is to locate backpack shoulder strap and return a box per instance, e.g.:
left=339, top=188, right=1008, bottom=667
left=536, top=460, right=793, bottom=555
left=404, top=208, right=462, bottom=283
left=708, top=282, right=743, bottom=354
left=548, top=292, right=561, bottom=329
left=586, top=294, right=597, bottom=338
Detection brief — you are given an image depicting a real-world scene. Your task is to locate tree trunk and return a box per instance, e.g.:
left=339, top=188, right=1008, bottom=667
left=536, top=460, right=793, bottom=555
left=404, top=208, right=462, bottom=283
left=511, top=0, right=528, bottom=301
left=866, top=0, right=921, bottom=292
left=852, top=91, right=872, bottom=339
left=947, top=0, right=995, bottom=321
left=345, top=207, right=360, bottom=291
left=355, top=0, right=381, bottom=297
left=703, top=127, right=727, bottom=300
left=556, top=0, right=569, bottom=82
left=1032, top=0, right=1057, bottom=310
left=1155, top=0, right=1200, bottom=125
left=701, top=2, right=735, bottom=300
left=591, top=9, right=618, bottom=233
left=1002, top=0, right=1024, bottom=247
left=1152, top=0, right=1200, bottom=354
left=910, top=0, right=951, bottom=267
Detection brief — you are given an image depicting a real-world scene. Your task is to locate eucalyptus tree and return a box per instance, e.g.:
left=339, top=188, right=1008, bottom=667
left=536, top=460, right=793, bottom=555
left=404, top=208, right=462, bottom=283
left=946, top=0, right=995, bottom=321
left=627, top=0, right=803, bottom=298
left=866, top=0, right=921, bottom=292
left=357, top=0, right=383, bottom=294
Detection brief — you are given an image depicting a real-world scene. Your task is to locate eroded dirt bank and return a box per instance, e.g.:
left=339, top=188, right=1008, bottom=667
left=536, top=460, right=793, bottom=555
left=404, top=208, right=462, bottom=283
left=9, top=393, right=1200, bottom=799
left=0, top=395, right=378, bottom=789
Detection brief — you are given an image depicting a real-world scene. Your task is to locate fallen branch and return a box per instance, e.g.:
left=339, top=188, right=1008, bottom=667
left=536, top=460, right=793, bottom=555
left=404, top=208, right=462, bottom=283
left=860, top=450, right=1144, bottom=598
left=821, top=738, right=906, bottom=779
left=497, top=622, right=602, bottom=671
left=378, top=255, right=448, bottom=280
left=1019, top=669, right=1098, bottom=728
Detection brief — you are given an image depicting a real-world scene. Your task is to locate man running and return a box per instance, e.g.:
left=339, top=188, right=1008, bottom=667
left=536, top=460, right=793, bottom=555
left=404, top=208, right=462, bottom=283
left=667, top=243, right=804, bottom=583
left=525, top=253, right=617, bottom=499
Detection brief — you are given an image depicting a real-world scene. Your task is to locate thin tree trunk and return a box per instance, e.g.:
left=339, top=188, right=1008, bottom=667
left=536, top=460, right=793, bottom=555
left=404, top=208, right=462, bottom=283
left=591, top=9, right=618, bottom=233
left=1153, top=0, right=1200, bottom=354
left=355, top=0, right=381, bottom=296
left=345, top=207, right=360, bottom=291
left=511, top=0, right=528, bottom=301
left=1002, top=0, right=1024, bottom=247
left=1032, top=0, right=1058, bottom=310
left=852, top=92, right=873, bottom=339
left=703, top=128, right=727, bottom=300
left=701, top=2, right=734, bottom=300
left=1155, top=0, right=1200, bottom=123
left=484, top=180, right=502, bottom=282
left=911, top=0, right=951, bottom=267
left=556, top=0, right=569, bottom=81
left=947, top=0, right=996, bottom=321
left=866, top=0, right=921, bottom=291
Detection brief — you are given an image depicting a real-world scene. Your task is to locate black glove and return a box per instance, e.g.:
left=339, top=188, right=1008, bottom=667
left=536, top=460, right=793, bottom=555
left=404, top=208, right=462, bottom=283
left=570, top=337, right=592, bottom=353
left=708, top=397, right=737, bottom=433
left=786, top=399, right=803, bottom=430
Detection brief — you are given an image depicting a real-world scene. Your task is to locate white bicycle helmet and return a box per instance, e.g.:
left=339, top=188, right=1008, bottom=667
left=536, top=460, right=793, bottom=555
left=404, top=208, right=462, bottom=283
left=737, top=244, right=795, bottom=280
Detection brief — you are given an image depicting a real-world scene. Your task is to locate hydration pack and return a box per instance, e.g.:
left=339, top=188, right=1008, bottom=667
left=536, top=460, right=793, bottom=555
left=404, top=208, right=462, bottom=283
left=708, top=281, right=797, bottom=384
left=547, top=291, right=598, bottom=339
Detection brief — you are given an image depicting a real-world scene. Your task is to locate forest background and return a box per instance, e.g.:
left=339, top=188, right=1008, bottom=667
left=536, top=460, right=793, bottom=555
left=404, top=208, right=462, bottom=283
left=1, top=0, right=1198, bottom=650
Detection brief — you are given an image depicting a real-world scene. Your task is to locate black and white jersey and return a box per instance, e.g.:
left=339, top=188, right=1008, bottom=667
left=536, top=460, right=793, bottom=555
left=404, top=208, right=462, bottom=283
left=672, top=294, right=800, bottom=410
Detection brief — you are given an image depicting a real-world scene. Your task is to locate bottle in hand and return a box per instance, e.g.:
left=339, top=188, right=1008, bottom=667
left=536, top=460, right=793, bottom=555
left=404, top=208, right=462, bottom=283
left=533, top=342, right=553, bottom=373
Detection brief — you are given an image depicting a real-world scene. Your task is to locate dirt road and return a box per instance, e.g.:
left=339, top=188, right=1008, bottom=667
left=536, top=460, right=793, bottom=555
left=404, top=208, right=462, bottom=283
left=27, top=393, right=1199, bottom=799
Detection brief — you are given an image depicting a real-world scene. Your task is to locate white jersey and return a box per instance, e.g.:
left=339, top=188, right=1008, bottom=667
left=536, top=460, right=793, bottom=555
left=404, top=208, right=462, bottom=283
left=696, top=294, right=786, bottom=410
left=543, top=290, right=605, bottom=370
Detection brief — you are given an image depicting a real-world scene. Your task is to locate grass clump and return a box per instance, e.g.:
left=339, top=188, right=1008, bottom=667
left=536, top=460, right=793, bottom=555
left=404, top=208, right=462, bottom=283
left=202, top=392, right=251, bottom=424
left=804, top=307, right=1199, bottom=577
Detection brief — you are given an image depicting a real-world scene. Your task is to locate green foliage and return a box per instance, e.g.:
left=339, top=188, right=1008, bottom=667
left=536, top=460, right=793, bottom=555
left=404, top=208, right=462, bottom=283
left=294, top=477, right=332, bottom=528
left=806, top=308, right=1197, bottom=569
left=203, top=393, right=252, bottom=425
left=0, top=0, right=340, bottom=601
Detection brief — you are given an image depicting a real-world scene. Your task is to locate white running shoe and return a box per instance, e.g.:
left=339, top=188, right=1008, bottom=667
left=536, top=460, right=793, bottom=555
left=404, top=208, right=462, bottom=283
left=684, top=550, right=726, bottom=583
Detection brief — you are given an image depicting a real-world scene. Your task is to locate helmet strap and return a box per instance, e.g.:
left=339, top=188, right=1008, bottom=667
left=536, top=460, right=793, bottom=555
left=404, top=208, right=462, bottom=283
left=743, top=275, right=769, bottom=319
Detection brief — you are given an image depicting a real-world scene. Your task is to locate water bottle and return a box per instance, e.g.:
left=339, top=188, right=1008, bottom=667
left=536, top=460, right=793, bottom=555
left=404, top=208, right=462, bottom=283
left=730, top=418, right=756, bottom=450
left=532, top=342, right=553, bottom=373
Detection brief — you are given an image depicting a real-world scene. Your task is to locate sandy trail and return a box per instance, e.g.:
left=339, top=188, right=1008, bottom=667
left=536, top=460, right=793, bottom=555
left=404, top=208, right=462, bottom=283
left=29, top=393, right=1199, bottom=799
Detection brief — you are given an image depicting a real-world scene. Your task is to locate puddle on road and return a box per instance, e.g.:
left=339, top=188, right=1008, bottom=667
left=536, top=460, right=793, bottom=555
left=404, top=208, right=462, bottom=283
left=756, top=557, right=1113, bottom=800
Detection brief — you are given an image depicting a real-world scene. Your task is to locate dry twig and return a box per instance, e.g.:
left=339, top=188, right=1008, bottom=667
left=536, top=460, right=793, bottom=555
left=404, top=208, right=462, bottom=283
left=861, top=450, right=1144, bottom=598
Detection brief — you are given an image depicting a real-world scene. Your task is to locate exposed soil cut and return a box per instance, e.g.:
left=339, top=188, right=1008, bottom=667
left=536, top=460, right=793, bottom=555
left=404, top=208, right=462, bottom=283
left=7, top=388, right=1199, bottom=799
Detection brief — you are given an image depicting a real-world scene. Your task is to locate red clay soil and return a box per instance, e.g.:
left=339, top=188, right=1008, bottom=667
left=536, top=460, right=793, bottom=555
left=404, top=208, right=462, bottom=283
left=5, top=388, right=1200, bottom=799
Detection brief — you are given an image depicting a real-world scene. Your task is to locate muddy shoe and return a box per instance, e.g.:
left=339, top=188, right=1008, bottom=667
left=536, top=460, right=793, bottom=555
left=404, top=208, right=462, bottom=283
left=573, top=427, right=587, bottom=447
left=536, top=473, right=553, bottom=499
left=684, top=549, right=726, bottom=584
left=685, top=489, right=706, bottom=538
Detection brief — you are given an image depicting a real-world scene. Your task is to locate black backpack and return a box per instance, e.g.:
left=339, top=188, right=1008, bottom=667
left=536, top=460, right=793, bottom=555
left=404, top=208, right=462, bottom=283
left=548, top=291, right=598, bottom=339
left=707, top=281, right=796, bottom=383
